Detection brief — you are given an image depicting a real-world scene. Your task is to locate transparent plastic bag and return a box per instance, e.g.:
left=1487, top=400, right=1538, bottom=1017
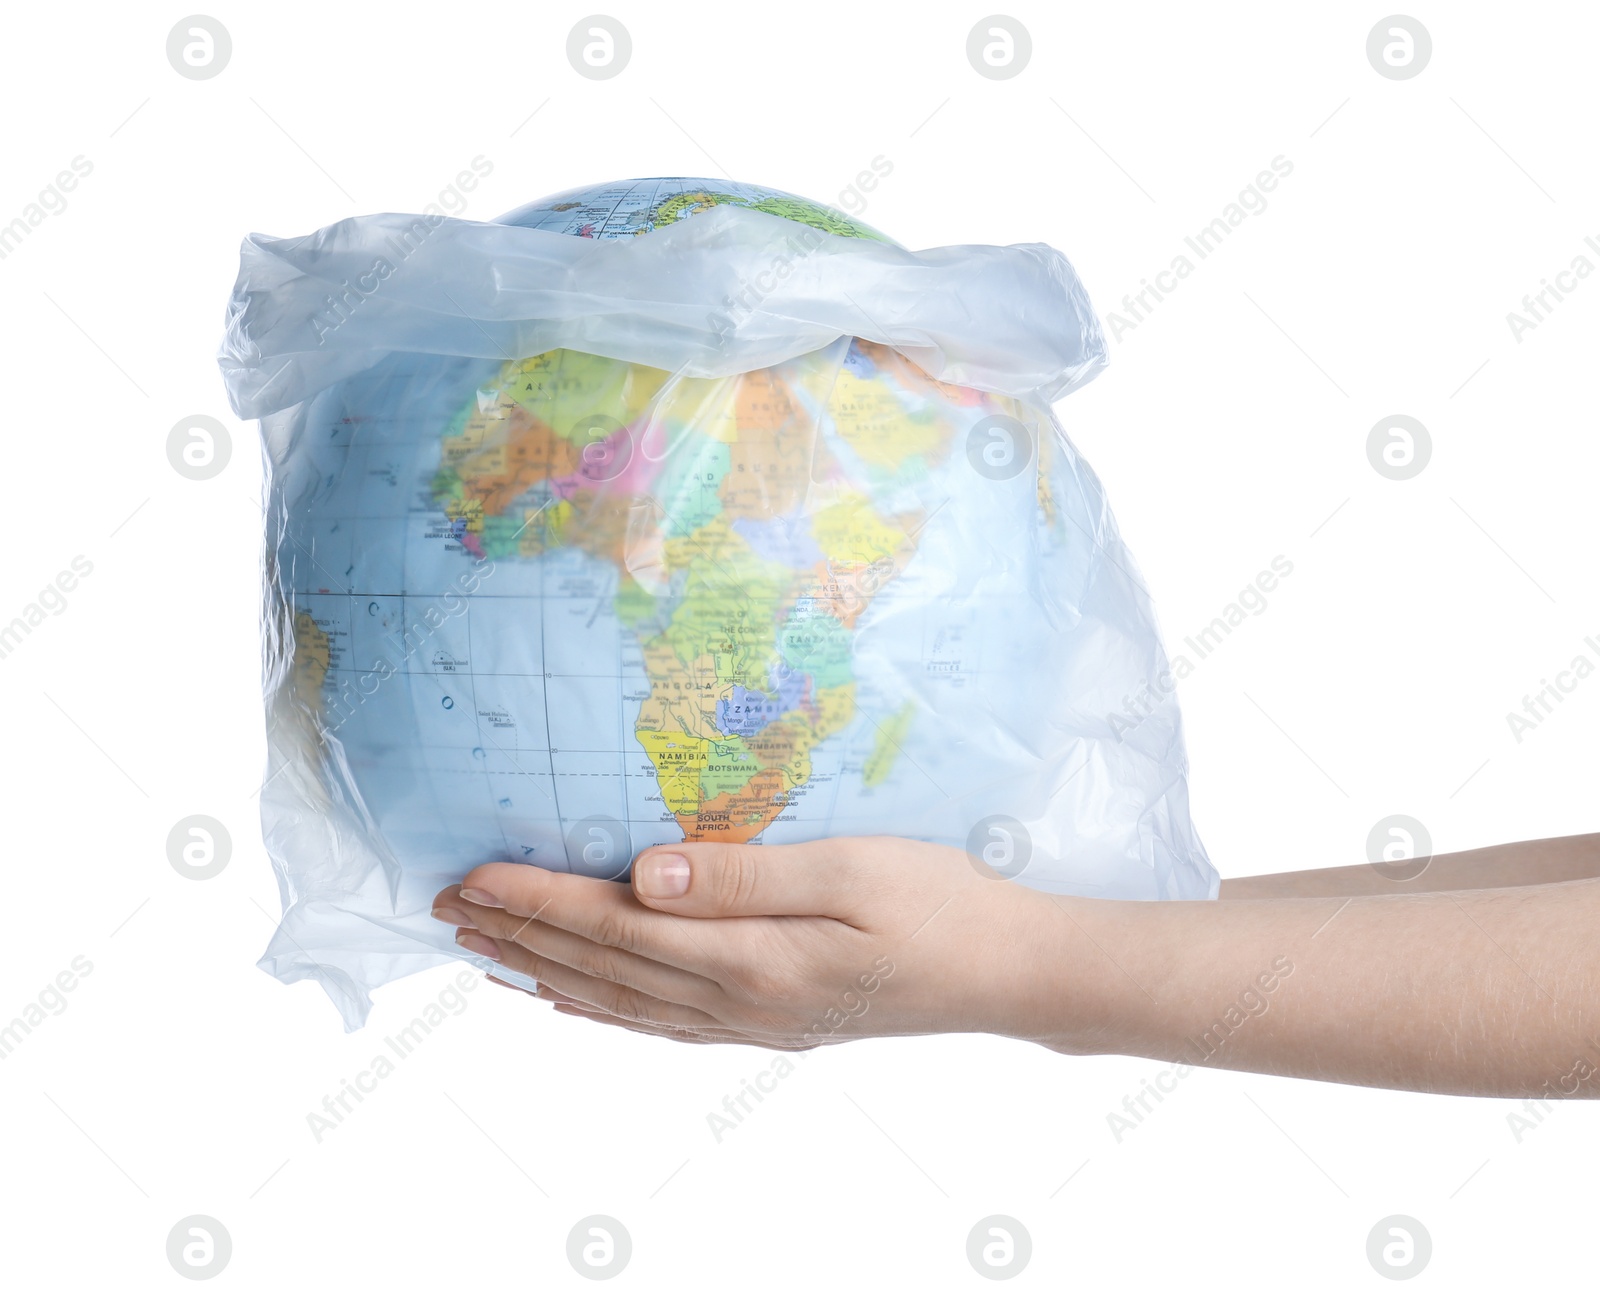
left=219, top=180, right=1214, bottom=1029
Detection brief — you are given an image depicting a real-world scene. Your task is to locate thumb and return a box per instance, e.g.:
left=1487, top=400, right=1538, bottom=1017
left=631, top=841, right=861, bottom=918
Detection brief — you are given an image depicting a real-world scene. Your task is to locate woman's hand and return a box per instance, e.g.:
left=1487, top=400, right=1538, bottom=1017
left=431, top=836, right=1057, bottom=1049
left=435, top=832, right=1600, bottom=1097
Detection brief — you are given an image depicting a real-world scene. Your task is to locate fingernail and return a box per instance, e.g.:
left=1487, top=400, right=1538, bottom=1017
left=456, top=930, right=500, bottom=960
left=636, top=852, right=690, bottom=898
left=459, top=887, right=503, bottom=908
left=432, top=905, right=470, bottom=925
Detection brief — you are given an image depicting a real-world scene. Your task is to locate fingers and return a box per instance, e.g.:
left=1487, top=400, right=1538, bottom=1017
left=547, top=997, right=816, bottom=1050
left=458, top=929, right=729, bottom=1031
left=481, top=966, right=815, bottom=1049
left=485, top=974, right=536, bottom=998
left=448, top=893, right=726, bottom=1009
left=482, top=971, right=745, bottom=1043
left=439, top=864, right=737, bottom=975
left=554, top=1006, right=719, bottom=1044
left=630, top=839, right=881, bottom=921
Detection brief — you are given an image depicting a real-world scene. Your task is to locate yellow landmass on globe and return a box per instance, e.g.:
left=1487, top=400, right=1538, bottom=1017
left=291, top=612, right=330, bottom=712
left=827, top=366, right=947, bottom=470
left=502, top=349, right=668, bottom=442
left=863, top=701, right=916, bottom=789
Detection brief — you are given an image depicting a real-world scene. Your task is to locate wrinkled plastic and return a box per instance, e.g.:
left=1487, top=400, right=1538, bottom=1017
left=220, top=189, right=1215, bottom=1029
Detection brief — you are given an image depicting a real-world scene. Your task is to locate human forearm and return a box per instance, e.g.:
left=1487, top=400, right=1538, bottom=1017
left=450, top=833, right=1600, bottom=1099
left=1218, top=832, right=1600, bottom=898
left=1020, top=876, right=1600, bottom=1097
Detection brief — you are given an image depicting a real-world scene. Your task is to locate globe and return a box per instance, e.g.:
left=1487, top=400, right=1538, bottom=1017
left=251, top=177, right=1213, bottom=1022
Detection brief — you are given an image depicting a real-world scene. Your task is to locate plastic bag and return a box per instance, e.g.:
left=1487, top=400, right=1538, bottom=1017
left=219, top=178, right=1215, bottom=1029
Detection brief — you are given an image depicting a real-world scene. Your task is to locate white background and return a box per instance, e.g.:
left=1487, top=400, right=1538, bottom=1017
left=0, top=0, right=1595, bottom=1290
